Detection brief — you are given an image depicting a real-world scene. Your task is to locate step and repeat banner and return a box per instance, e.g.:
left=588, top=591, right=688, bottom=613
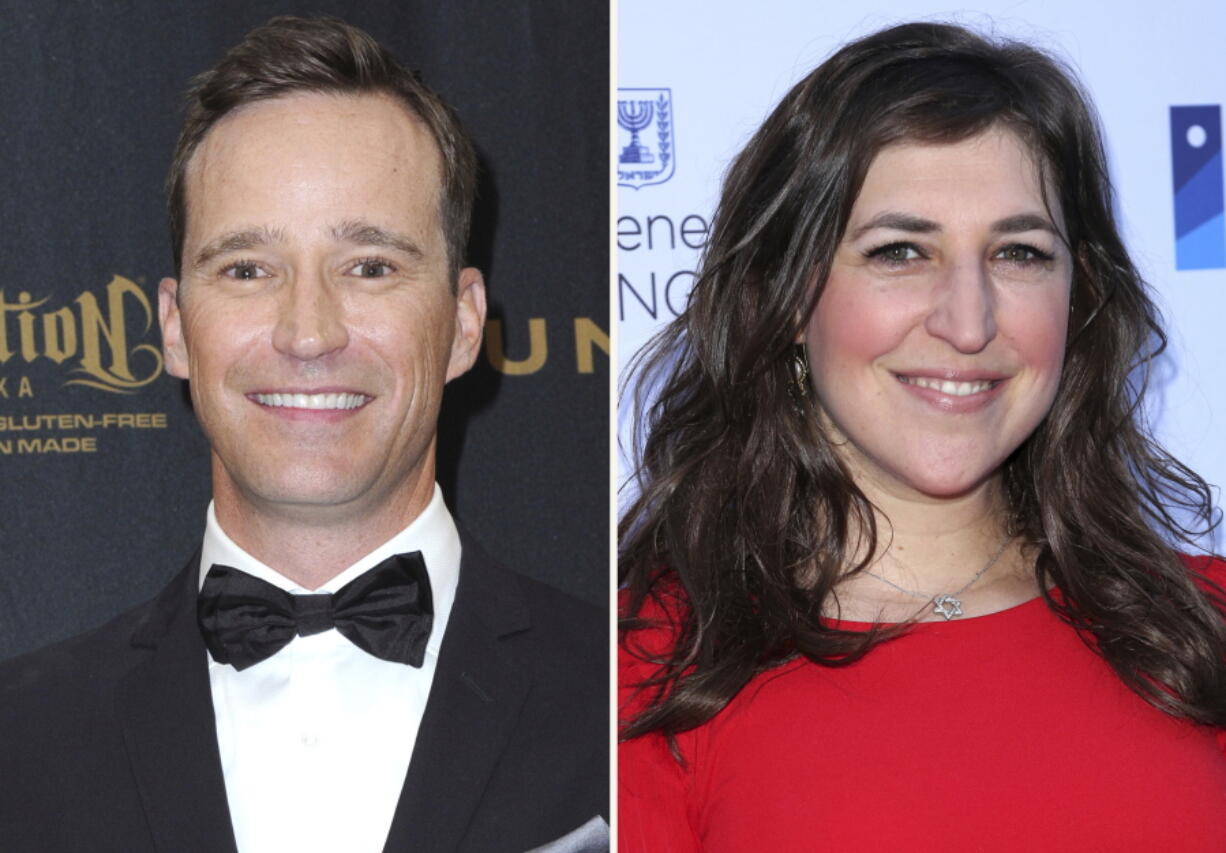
left=0, top=0, right=608, bottom=660
left=618, top=0, right=1226, bottom=542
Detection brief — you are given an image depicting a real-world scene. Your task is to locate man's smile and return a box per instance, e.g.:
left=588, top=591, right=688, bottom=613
left=249, top=391, right=372, bottom=410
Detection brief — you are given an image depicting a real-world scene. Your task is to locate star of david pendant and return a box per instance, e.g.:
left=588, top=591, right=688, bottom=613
left=931, top=594, right=963, bottom=620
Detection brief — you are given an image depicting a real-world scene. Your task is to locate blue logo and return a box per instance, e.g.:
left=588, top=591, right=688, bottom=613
left=618, top=88, right=675, bottom=189
left=1170, top=105, right=1225, bottom=270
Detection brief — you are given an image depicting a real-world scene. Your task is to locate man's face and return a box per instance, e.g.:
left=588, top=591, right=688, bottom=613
left=159, top=92, right=484, bottom=528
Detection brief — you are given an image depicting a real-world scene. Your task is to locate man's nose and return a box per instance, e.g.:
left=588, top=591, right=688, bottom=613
left=923, top=260, right=997, bottom=354
left=271, top=272, right=349, bottom=360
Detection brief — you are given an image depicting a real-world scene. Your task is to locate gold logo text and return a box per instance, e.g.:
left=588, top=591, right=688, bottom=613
left=0, top=275, right=164, bottom=394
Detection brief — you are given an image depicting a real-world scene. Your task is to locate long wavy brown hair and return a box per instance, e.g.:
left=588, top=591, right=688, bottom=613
left=620, top=21, right=1226, bottom=740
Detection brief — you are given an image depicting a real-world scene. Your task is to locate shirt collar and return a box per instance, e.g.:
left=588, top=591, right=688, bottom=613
left=199, top=483, right=462, bottom=655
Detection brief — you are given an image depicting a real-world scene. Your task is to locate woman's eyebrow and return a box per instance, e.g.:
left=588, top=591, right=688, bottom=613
left=849, top=212, right=939, bottom=239
left=990, top=213, right=1059, bottom=235
left=849, top=211, right=1059, bottom=239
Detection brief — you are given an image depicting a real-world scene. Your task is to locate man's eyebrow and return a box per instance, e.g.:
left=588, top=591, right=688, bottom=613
left=331, top=219, right=424, bottom=260
left=192, top=226, right=288, bottom=270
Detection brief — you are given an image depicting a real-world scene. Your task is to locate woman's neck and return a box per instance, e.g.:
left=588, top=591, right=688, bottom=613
left=830, top=470, right=1040, bottom=622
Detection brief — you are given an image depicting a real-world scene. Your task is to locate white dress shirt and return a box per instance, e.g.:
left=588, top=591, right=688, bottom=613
left=199, top=485, right=461, bottom=853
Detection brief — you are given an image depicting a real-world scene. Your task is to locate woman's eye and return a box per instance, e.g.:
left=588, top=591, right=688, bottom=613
left=995, top=244, right=1054, bottom=264
left=866, top=242, right=923, bottom=264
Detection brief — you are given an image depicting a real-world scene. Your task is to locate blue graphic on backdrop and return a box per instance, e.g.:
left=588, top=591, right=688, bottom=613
left=618, top=88, right=675, bottom=189
left=1170, top=105, right=1225, bottom=270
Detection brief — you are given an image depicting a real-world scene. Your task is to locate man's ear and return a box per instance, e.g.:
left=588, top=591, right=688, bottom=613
left=446, top=267, right=487, bottom=381
left=158, top=277, right=190, bottom=379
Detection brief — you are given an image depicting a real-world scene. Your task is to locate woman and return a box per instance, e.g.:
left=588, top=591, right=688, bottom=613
left=619, top=22, right=1226, bottom=850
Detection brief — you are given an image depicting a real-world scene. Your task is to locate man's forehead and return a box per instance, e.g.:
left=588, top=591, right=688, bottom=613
left=181, top=91, right=445, bottom=248
left=193, top=89, right=438, bottom=160
left=192, top=93, right=439, bottom=177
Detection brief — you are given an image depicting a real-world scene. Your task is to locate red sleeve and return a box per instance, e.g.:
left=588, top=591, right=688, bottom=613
left=619, top=728, right=701, bottom=853
left=618, top=584, right=687, bottom=726
left=1181, top=554, right=1226, bottom=755
left=618, top=586, right=703, bottom=852
left=1181, top=552, right=1226, bottom=600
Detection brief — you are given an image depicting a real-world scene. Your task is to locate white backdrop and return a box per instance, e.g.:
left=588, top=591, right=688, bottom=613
left=617, top=1, right=1226, bottom=543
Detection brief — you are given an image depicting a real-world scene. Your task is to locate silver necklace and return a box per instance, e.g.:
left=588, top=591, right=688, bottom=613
left=864, top=536, right=1011, bottom=620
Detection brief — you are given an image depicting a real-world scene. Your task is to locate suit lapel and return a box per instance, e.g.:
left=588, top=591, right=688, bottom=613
left=382, top=538, right=532, bottom=852
left=117, top=556, right=238, bottom=853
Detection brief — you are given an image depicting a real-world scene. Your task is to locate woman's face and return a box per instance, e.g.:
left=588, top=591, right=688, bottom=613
left=803, top=125, right=1072, bottom=503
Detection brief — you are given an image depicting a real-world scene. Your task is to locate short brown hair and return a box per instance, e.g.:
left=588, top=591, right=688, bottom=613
left=167, top=15, right=477, bottom=278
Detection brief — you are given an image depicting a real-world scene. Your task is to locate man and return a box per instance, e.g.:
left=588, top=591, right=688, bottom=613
left=0, top=17, right=606, bottom=853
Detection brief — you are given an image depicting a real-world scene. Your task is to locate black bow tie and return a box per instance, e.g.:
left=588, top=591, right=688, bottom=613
left=197, top=552, right=433, bottom=671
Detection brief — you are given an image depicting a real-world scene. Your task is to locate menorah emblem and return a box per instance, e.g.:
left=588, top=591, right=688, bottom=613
left=618, top=100, right=656, bottom=164
left=617, top=88, right=675, bottom=190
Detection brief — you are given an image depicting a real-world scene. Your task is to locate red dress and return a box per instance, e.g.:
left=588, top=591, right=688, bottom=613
left=619, top=560, right=1226, bottom=851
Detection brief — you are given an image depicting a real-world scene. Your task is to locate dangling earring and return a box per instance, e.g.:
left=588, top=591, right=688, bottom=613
left=788, top=343, right=811, bottom=407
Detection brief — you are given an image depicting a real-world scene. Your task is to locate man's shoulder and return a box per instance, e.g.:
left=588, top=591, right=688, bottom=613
left=0, top=589, right=161, bottom=707
left=455, top=532, right=605, bottom=695
left=439, top=540, right=608, bottom=843
left=506, top=567, right=605, bottom=679
left=0, top=584, right=168, bottom=803
left=0, top=563, right=209, bottom=849
left=480, top=555, right=605, bottom=673
left=459, top=529, right=601, bottom=604
left=0, top=556, right=194, bottom=709
left=509, top=568, right=605, bottom=641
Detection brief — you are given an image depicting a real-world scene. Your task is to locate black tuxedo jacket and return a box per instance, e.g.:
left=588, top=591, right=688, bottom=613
left=0, top=538, right=607, bottom=852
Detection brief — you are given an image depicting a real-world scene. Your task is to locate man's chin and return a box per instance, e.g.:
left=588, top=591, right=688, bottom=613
left=211, top=446, right=435, bottom=526
left=221, top=470, right=382, bottom=520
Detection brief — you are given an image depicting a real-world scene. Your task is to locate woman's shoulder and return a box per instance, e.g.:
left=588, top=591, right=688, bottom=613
left=1180, top=552, right=1226, bottom=600
left=1180, top=551, right=1226, bottom=573
left=618, top=574, right=692, bottom=726
left=620, top=575, right=688, bottom=653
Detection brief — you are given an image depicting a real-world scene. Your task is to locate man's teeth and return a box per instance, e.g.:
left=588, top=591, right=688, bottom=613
left=900, top=376, right=995, bottom=396
left=253, top=392, right=368, bottom=410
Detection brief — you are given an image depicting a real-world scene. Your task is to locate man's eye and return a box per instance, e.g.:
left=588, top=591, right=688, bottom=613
left=349, top=260, right=395, bottom=278
left=222, top=261, right=269, bottom=280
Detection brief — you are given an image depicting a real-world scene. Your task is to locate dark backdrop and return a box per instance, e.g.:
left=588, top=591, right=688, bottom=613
left=0, top=0, right=608, bottom=660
